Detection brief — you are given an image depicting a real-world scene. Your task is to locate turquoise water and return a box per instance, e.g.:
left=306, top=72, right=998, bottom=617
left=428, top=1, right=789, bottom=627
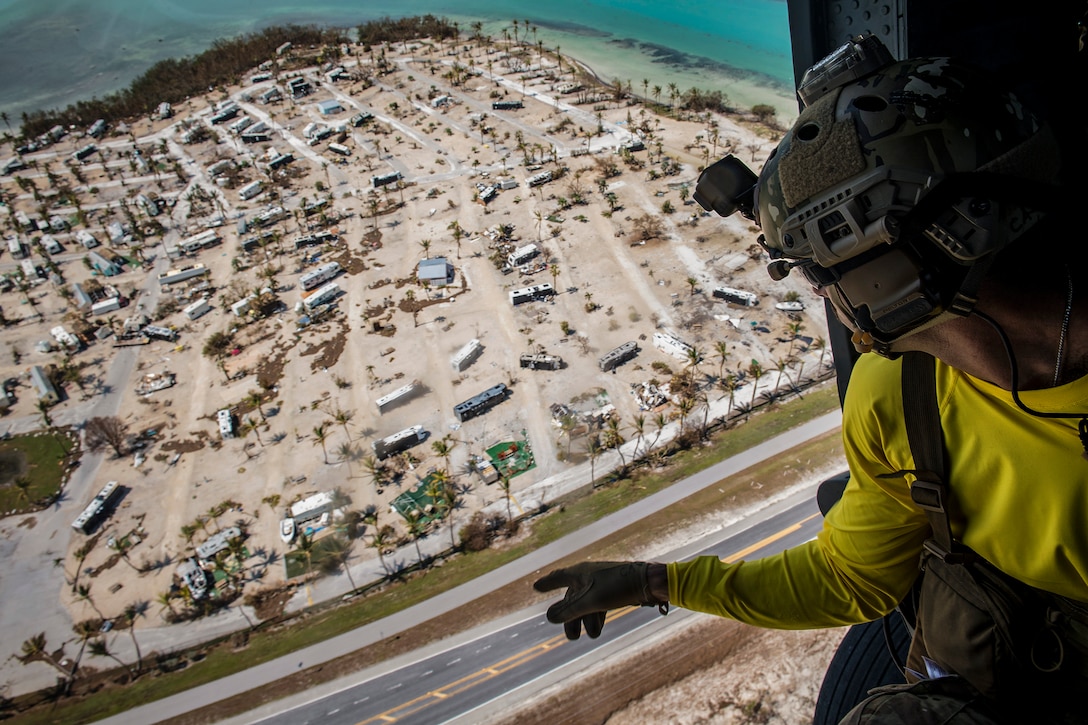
left=0, top=0, right=794, bottom=123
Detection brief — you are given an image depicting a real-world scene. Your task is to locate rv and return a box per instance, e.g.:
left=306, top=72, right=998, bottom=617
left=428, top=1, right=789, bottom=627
left=183, top=299, right=211, bottom=320
left=217, top=409, right=235, bottom=439
left=209, top=160, right=234, bottom=178
left=196, top=526, right=242, bottom=561
left=301, top=281, right=341, bottom=311
left=299, top=262, right=342, bottom=291
left=509, top=283, right=555, bottom=306
left=41, top=235, right=63, bottom=255
left=294, top=230, right=337, bottom=250
left=209, top=104, right=239, bottom=124
left=453, top=384, right=509, bottom=422
left=50, top=326, right=81, bottom=351
left=72, top=481, right=120, bottom=534
left=712, top=286, right=759, bottom=307
left=491, top=100, right=524, bottom=110
left=71, top=143, right=96, bottom=161
left=179, top=229, right=221, bottom=254
left=6, top=237, right=27, bottom=259
left=507, top=243, right=540, bottom=267
left=328, top=143, right=351, bottom=157
left=143, top=325, right=177, bottom=342
left=520, top=353, right=563, bottom=370
left=87, top=119, right=107, bottom=138
left=290, top=491, right=334, bottom=524
left=229, top=116, right=254, bottom=134
left=372, top=425, right=427, bottom=460
left=158, top=264, right=208, bottom=287
left=238, top=180, right=263, bottom=200
left=527, top=170, right=553, bottom=187
left=372, top=171, right=402, bottom=189
left=75, top=231, right=99, bottom=250
left=91, top=297, right=122, bottom=315
left=451, top=338, right=483, bottom=372
left=599, top=341, right=639, bottom=372
left=375, top=380, right=420, bottom=413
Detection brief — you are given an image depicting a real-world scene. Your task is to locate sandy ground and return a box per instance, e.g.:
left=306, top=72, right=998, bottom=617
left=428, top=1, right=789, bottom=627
left=0, top=36, right=827, bottom=697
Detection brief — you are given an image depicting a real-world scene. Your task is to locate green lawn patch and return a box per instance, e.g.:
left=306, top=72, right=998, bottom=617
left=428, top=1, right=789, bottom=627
left=0, top=428, right=77, bottom=514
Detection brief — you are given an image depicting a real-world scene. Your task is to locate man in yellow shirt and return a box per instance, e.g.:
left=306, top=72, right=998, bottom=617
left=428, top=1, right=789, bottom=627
left=534, top=34, right=1088, bottom=721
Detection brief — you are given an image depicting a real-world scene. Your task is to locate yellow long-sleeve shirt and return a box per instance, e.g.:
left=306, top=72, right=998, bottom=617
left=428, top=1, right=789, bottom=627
left=669, top=354, right=1088, bottom=628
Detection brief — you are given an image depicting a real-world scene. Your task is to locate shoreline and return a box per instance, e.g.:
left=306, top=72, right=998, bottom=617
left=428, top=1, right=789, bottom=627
left=0, top=10, right=797, bottom=128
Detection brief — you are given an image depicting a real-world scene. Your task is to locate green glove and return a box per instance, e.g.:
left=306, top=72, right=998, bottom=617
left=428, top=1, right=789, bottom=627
left=533, top=561, right=668, bottom=640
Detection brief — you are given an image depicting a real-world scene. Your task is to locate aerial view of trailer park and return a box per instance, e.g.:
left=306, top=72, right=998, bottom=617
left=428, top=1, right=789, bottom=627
left=0, top=17, right=843, bottom=721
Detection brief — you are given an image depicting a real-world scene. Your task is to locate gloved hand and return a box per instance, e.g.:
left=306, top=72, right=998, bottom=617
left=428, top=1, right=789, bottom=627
left=533, top=561, right=668, bottom=640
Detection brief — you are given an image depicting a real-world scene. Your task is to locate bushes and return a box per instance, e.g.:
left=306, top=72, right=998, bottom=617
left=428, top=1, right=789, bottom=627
left=459, top=512, right=516, bottom=552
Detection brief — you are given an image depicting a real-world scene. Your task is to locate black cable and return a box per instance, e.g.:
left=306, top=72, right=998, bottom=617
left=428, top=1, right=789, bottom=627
left=973, top=309, right=1088, bottom=456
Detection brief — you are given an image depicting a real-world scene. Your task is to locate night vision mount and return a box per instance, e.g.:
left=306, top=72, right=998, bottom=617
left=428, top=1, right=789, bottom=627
left=692, top=154, right=758, bottom=221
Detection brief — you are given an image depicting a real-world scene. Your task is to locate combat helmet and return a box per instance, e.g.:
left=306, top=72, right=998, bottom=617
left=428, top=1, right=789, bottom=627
left=696, top=34, right=1061, bottom=356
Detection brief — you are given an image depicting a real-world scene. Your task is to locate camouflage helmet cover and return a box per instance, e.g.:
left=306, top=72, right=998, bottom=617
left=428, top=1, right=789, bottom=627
left=754, top=55, right=1059, bottom=348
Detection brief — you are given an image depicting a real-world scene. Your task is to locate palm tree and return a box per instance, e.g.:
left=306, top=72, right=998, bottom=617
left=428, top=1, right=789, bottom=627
left=603, top=417, right=627, bottom=473
left=677, top=396, right=696, bottom=437
left=714, top=341, right=730, bottom=382
left=747, top=360, right=766, bottom=411
left=312, top=424, right=330, bottom=464
left=559, top=414, right=578, bottom=460
left=813, top=336, right=829, bottom=368
left=649, top=412, right=668, bottom=458
left=404, top=511, right=429, bottom=568
left=329, top=405, right=354, bottom=441
left=89, top=637, right=134, bottom=679
left=155, top=591, right=177, bottom=620
left=774, top=357, right=790, bottom=393
left=318, top=534, right=359, bottom=591
left=19, top=632, right=70, bottom=679
left=497, top=474, right=515, bottom=521
left=12, top=475, right=32, bottom=504
left=70, top=619, right=100, bottom=683
left=685, top=345, right=704, bottom=388
left=431, top=435, right=455, bottom=470
left=296, top=531, right=317, bottom=584
left=631, top=413, right=647, bottom=460
left=719, top=373, right=740, bottom=418
left=76, top=583, right=105, bottom=620
left=362, top=454, right=387, bottom=493
left=584, top=434, right=603, bottom=485
left=369, top=525, right=395, bottom=575
left=243, top=417, right=263, bottom=447
left=244, top=390, right=266, bottom=420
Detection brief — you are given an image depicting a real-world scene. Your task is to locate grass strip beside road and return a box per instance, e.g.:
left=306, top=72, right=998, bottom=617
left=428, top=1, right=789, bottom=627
left=14, top=386, right=840, bottom=724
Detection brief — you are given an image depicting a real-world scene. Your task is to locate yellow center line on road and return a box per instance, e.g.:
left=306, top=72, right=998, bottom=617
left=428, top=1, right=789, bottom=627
left=723, top=513, right=819, bottom=563
left=355, top=513, right=820, bottom=723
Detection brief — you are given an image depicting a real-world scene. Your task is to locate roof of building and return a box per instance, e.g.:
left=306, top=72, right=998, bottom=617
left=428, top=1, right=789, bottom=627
left=418, top=257, right=452, bottom=281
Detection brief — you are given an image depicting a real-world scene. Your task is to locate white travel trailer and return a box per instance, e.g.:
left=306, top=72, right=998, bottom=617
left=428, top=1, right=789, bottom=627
left=299, top=262, right=342, bottom=291
left=451, top=338, right=483, bottom=372
left=507, top=243, right=540, bottom=267
left=509, top=283, right=555, bottom=306
left=238, top=180, right=263, bottom=200
left=183, top=298, right=211, bottom=320
left=301, top=282, right=341, bottom=311
left=157, top=264, right=208, bottom=287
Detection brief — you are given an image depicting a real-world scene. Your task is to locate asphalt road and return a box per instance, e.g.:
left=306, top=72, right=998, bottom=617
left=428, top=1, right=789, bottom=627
left=256, top=493, right=822, bottom=725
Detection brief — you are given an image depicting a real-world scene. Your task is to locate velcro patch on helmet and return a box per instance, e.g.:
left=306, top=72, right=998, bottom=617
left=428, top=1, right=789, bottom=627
left=779, top=90, right=866, bottom=210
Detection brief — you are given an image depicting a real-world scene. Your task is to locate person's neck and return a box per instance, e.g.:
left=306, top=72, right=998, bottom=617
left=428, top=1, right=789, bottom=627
left=900, top=278, right=1085, bottom=391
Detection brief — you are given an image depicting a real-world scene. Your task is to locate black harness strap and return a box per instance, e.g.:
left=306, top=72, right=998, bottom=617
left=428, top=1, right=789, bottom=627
left=901, top=351, right=962, bottom=562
